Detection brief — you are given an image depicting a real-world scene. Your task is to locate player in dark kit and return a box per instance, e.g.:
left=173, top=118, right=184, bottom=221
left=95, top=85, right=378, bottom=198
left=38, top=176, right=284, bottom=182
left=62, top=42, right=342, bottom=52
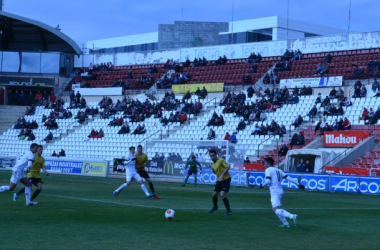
left=182, top=155, right=202, bottom=187
left=135, top=145, right=160, bottom=199
left=208, top=149, right=232, bottom=215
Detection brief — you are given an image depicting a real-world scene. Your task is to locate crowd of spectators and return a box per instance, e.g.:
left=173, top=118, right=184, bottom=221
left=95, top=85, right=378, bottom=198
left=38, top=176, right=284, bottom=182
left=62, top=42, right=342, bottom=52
left=315, top=116, right=352, bottom=135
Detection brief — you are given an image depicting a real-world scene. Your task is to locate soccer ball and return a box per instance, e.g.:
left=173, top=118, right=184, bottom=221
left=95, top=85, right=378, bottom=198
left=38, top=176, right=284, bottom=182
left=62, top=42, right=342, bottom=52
left=165, top=209, right=175, bottom=220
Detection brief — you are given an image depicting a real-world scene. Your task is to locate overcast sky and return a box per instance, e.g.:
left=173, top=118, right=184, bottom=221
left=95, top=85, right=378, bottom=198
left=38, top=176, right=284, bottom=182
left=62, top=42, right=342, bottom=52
left=4, top=0, right=379, bottom=48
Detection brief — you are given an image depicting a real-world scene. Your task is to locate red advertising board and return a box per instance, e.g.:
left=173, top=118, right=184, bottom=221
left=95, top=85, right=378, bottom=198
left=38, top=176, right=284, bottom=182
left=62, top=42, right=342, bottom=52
left=325, top=166, right=370, bottom=176
left=244, top=163, right=265, bottom=171
left=323, top=131, right=370, bottom=147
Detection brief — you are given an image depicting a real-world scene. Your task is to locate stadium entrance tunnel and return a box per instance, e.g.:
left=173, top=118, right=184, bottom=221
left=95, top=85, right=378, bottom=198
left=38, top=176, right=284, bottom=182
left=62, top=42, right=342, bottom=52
left=284, top=149, right=337, bottom=173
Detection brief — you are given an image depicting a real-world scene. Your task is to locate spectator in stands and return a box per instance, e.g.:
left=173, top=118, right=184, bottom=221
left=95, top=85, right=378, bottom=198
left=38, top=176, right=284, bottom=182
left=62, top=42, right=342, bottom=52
left=118, top=123, right=130, bottom=134
left=229, top=132, right=237, bottom=144
left=352, top=85, right=361, bottom=98
left=290, top=94, right=299, bottom=104
left=179, top=112, right=187, bottom=124
left=308, top=105, right=318, bottom=119
left=369, top=106, right=380, bottom=124
left=251, top=124, right=261, bottom=135
left=315, top=93, right=322, bottom=104
left=260, top=111, right=267, bottom=122
left=290, top=133, right=299, bottom=149
left=182, top=91, right=191, bottom=101
left=207, top=128, right=216, bottom=140
left=292, top=115, right=303, bottom=128
left=336, top=87, right=344, bottom=100
left=372, top=79, right=379, bottom=92
left=247, top=86, right=255, bottom=98
left=365, top=108, right=375, bottom=124
left=237, top=119, right=246, bottom=131
left=279, top=144, right=289, bottom=156
left=360, top=85, right=367, bottom=98
left=296, top=159, right=306, bottom=172
left=359, top=108, right=369, bottom=122
left=344, top=98, right=352, bottom=107
left=244, top=157, right=251, bottom=164
left=59, top=149, right=66, bottom=157
left=133, top=124, right=146, bottom=134
left=200, top=87, right=208, bottom=99
left=52, top=151, right=58, bottom=157
left=27, top=131, right=35, bottom=141
left=321, top=96, right=330, bottom=107
left=324, top=53, right=332, bottom=63
left=329, top=87, right=337, bottom=99
left=343, top=117, right=351, bottom=130
left=44, top=131, right=53, bottom=142
left=249, top=63, right=258, bottom=73
left=292, top=49, right=302, bottom=61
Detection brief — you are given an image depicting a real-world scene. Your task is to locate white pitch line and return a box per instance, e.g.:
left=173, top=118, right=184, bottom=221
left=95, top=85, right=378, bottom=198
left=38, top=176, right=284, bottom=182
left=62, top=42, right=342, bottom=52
left=43, top=194, right=380, bottom=211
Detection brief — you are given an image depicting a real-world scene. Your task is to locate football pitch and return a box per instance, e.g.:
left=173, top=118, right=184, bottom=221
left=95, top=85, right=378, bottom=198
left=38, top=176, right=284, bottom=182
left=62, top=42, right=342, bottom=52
left=0, top=172, right=379, bottom=250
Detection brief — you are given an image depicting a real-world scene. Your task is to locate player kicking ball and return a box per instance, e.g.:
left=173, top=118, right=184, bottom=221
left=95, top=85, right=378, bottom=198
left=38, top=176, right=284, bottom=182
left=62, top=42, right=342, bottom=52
left=208, top=149, right=232, bottom=216
left=14, top=145, right=49, bottom=204
left=0, top=143, right=38, bottom=206
left=182, top=155, right=202, bottom=187
left=113, top=146, right=155, bottom=198
left=260, top=157, right=305, bottom=228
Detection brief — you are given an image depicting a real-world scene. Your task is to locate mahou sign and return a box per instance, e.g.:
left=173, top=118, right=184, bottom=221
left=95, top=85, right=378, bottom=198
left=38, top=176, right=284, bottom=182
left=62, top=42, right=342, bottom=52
left=324, top=131, right=370, bottom=147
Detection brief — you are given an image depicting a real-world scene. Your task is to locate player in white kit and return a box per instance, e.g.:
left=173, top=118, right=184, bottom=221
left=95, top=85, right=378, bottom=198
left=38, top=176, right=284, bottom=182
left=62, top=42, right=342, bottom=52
left=113, top=146, right=155, bottom=198
left=260, top=157, right=305, bottom=228
left=0, top=143, right=39, bottom=206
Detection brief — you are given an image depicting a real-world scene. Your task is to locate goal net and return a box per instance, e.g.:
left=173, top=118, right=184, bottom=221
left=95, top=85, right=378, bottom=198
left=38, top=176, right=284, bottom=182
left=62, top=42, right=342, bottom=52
left=144, top=139, right=245, bottom=165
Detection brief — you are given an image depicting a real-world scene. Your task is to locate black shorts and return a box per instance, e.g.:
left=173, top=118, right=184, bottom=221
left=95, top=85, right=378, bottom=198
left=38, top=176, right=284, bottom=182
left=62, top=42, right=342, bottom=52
left=29, top=178, right=43, bottom=186
left=213, top=178, right=231, bottom=193
left=187, top=169, right=198, bottom=175
left=137, top=170, right=150, bottom=179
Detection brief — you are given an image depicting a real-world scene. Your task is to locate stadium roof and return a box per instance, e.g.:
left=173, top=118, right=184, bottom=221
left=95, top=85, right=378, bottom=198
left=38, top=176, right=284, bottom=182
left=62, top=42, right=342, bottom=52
left=0, top=11, right=81, bottom=55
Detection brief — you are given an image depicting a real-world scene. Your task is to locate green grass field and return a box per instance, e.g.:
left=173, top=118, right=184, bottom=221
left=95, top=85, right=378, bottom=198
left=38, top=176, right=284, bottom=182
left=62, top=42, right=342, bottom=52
left=0, top=171, right=379, bottom=250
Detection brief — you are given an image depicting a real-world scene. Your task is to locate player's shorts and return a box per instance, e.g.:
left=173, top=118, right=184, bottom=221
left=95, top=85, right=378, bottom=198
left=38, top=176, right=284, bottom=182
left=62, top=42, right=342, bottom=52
left=10, top=170, right=27, bottom=184
left=137, top=170, right=150, bottom=179
left=29, top=178, right=43, bottom=186
left=187, top=169, right=197, bottom=175
left=213, top=178, right=231, bottom=193
left=270, top=189, right=284, bottom=208
left=126, top=171, right=142, bottom=183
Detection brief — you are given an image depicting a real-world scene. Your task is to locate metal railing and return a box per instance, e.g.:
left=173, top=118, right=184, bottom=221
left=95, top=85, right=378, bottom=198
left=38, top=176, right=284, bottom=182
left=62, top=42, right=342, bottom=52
left=203, top=97, right=217, bottom=108
left=319, top=147, right=351, bottom=173
left=139, top=129, right=163, bottom=143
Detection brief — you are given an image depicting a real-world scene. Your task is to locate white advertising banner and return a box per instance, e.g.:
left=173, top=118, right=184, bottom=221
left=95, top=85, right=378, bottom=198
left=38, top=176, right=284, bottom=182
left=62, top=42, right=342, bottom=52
left=280, top=76, right=343, bottom=89
left=77, top=87, right=122, bottom=96
left=72, top=83, right=81, bottom=92
left=74, top=30, right=380, bottom=68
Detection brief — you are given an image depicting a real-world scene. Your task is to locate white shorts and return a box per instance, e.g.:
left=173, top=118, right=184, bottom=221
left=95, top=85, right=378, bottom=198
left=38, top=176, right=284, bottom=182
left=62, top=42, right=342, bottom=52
left=10, top=169, right=27, bottom=185
left=126, top=171, right=142, bottom=183
left=270, top=189, right=284, bottom=208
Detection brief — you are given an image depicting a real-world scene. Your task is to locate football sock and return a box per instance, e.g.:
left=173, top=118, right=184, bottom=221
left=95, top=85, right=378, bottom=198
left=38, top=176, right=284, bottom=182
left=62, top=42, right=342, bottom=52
left=222, top=197, right=231, bottom=211
left=116, top=183, right=127, bottom=192
left=0, top=186, right=10, bottom=192
left=148, top=182, right=155, bottom=193
left=17, top=187, right=25, bottom=196
left=276, top=214, right=289, bottom=226
left=31, top=189, right=41, bottom=201
left=140, top=184, right=150, bottom=195
left=275, top=209, right=294, bottom=219
left=194, top=177, right=197, bottom=185
left=184, top=176, right=189, bottom=184
left=213, top=196, right=218, bottom=208
left=25, top=186, right=31, bottom=204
